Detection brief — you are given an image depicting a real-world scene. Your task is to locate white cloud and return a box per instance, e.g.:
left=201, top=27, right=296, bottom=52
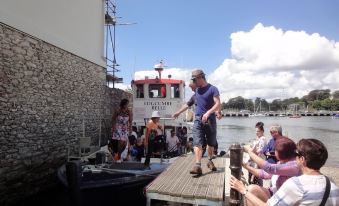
left=210, top=23, right=339, bottom=102
left=115, top=23, right=339, bottom=103
left=113, top=83, right=130, bottom=90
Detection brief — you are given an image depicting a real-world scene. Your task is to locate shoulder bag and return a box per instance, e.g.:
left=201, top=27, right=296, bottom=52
left=319, top=176, right=331, bottom=206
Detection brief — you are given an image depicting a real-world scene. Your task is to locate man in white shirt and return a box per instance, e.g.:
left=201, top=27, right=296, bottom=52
left=166, top=130, right=180, bottom=157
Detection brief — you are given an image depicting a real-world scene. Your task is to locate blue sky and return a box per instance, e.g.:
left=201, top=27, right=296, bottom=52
left=109, top=0, right=339, bottom=102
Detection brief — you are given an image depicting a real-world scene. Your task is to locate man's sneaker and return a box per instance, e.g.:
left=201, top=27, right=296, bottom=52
left=207, top=161, right=217, bottom=171
left=189, top=165, right=202, bottom=175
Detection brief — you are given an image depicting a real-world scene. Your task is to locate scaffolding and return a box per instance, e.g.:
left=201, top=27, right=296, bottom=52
left=104, top=0, right=135, bottom=88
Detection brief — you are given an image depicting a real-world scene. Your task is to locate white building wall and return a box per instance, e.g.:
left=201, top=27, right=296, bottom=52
left=0, top=0, right=106, bottom=67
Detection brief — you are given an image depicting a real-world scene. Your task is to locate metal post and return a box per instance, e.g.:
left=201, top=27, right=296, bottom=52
left=79, top=119, right=85, bottom=157
left=66, top=160, right=82, bottom=206
left=99, top=119, right=101, bottom=147
left=229, top=143, right=243, bottom=206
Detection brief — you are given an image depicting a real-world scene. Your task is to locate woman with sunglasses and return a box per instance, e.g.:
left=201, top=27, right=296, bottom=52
left=230, top=138, right=339, bottom=205
left=237, top=137, right=301, bottom=205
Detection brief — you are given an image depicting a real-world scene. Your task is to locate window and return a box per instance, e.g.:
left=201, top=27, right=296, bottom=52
left=171, top=84, right=180, bottom=98
left=136, top=84, right=144, bottom=98
left=149, top=84, right=166, bottom=98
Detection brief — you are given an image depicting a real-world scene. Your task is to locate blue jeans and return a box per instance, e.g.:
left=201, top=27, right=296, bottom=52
left=193, top=114, right=217, bottom=147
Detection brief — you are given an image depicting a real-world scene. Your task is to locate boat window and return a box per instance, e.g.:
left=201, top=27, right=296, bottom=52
left=136, top=84, right=144, bottom=98
left=149, top=84, right=166, bottom=98
left=170, top=84, right=180, bottom=98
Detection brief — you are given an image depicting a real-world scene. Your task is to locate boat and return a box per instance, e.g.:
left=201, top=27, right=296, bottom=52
left=56, top=108, right=174, bottom=194
left=249, top=113, right=266, bottom=117
left=57, top=151, right=171, bottom=191
left=289, top=104, right=301, bottom=118
left=289, top=115, right=301, bottom=118
left=131, top=60, right=192, bottom=150
left=250, top=99, right=266, bottom=117
left=332, top=113, right=339, bottom=119
left=57, top=61, right=190, bottom=195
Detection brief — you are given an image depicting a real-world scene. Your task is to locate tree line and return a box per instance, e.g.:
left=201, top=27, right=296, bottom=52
left=222, top=89, right=339, bottom=112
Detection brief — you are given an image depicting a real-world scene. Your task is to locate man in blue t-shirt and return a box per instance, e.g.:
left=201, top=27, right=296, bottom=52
left=262, top=124, right=283, bottom=163
left=172, top=80, right=221, bottom=158
left=188, top=69, right=221, bottom=175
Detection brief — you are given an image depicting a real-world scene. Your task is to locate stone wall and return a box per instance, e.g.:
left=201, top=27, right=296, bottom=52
left=0, top=22, right=131, bottom=205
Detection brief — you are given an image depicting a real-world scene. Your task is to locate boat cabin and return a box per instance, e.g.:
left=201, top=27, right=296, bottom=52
left=131, top=63, right=191, bottom=138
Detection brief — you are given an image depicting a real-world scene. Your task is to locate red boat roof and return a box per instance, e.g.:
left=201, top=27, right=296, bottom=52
left=132, top=79, right=184, bottom=84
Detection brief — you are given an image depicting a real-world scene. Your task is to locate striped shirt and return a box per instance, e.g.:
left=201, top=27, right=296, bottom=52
left=268, top=175, right=339, bottom=206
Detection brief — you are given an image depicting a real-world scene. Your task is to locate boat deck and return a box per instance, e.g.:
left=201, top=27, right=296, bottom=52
left=145, top=154, right=237, bottom=206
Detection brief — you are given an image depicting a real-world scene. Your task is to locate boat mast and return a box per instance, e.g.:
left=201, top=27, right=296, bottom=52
left=154, top=60, right=165, bottom=80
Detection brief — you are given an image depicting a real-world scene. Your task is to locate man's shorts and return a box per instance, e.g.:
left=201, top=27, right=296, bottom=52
left=192, top=114, right=217, bottom=147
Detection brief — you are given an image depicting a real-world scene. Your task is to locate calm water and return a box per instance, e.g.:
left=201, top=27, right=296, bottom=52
left=216, top=116, right=339, bottom=167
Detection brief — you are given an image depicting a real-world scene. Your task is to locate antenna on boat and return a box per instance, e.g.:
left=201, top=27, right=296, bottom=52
left=105, top=0, right=136, bottom=88
left=154, top=60, right=165, bottom=79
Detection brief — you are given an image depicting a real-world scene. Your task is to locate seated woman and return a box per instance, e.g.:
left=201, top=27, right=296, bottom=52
left=240, top=137, right=301, bottom=205
left=248, top=121, right=268, bottom=186
left=230, top=138, right=339, bottom=205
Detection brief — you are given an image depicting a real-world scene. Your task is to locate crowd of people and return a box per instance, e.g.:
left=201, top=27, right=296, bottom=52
left=108, top=99, right=195, bottom=164
left=230, top=122, right=339, bottom=205
left=109, top=69, right=339, bottom=205
left=108, top=69, right=222, bottom=167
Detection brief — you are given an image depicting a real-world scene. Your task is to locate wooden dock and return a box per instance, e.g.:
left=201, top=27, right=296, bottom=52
left=145, top=154, right=238, bottom=206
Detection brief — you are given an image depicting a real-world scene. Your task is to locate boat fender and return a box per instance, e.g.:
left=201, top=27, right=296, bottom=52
left=66, top=160, right=82, bottom=206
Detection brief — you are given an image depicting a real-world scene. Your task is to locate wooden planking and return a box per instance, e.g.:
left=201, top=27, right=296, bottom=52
left=146, top=156, right=184, bottom=192
left=180, top=156, right=206, bottom=198
left=155, top=156, right=188, bottom=194
left=166, top=156, right=194, bottom=196
left=224, top=158, right=231, bottom=197
left=147, top=192, right=224, bottom=206
left=154, top=155, right=192, bottom=194
left=206, top=158, right=226, bottom=200
left=147, top=155, right=192, bottom=193
left=186, top=156, right=225, bottom=200
left=146, top=154, right=226, bottom=202
left=193, top=160, right=212, bottom=199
